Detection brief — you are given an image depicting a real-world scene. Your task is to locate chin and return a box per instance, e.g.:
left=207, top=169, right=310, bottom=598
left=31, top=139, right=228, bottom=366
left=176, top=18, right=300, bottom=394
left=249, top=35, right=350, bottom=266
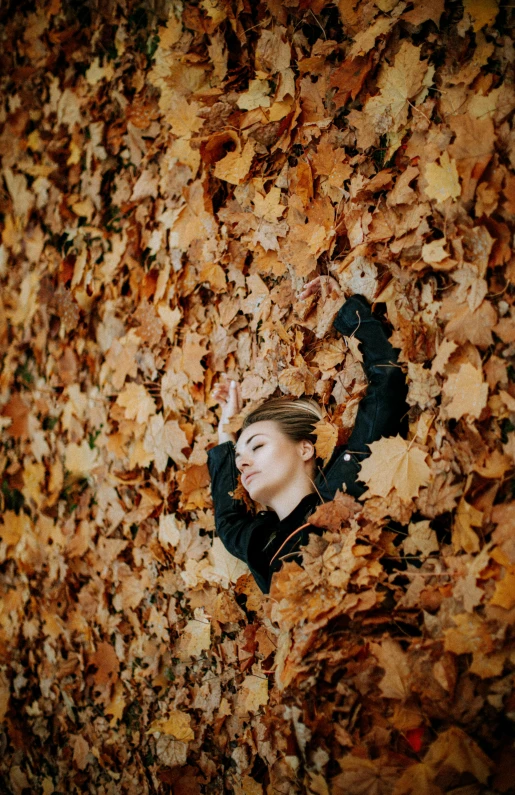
left=246, top=484, right=266, bottom=504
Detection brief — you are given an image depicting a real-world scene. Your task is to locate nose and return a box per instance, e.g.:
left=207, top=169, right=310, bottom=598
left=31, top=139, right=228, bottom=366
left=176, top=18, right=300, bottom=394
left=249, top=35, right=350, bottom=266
left=236, top=452, right=252, bottom=472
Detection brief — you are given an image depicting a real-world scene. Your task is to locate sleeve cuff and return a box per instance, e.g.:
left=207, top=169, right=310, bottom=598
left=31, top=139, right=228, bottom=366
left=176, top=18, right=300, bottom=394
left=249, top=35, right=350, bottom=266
left=333, top=294, right=372, bottom=336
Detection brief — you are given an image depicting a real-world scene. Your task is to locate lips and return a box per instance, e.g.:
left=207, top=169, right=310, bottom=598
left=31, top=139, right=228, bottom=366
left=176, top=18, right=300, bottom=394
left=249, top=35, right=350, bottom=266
left=243, top=472, right=259, bottom=486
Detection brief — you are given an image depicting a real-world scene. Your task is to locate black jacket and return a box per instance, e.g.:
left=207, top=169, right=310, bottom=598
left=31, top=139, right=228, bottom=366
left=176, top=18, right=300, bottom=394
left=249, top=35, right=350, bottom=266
left=207, top=294, right=407, bottom=594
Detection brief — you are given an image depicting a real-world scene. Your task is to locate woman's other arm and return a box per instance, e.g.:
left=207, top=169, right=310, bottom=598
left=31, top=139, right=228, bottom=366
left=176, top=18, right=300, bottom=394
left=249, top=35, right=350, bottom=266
left=299, top=279, right=407, bottom=499
left=323, top=294, right=407, bottom=498
left=334, top=294, right=407, bottom=453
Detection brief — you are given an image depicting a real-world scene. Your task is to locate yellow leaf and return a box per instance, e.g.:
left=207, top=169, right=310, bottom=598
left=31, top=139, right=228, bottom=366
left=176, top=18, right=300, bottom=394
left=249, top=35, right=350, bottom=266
left=199, top=262, right=227, bottom=292
left=463, top=0, right=498, bottom=32
left=490, top=570, right=515, bottom=610
left=441, top=362, right=488, bottom=421
left=71, top=198, right=95, bottom=220
left=404, top=520, right=439, bottom=558
left=158, top=513, right=181, bottom=548
left=237, top=79, right=271, bottom=110
left=143, top=415, right=189, bottom=471
left=214, top=139, right=255, bottom=185
left=237, top=674, right=268, bottom=715
left=453, top=495, right=482, bottom=553
left=177, top=616, right=211, bottom=659
left=362, top=41, right=429, bottom=134
left=444, top=613, right=492, bottom=655
left=359, top=435, right=431, bottom=501
left=431, top=338, right=458, bottom=376
left=314, top=420, right=338, bottom=466
left=421, top=238, right=450, bottom=264
left=116, top=383, right=156, bottom=425
left=147, top=710, right=195, bottom=741
left=424, top=151, right=461, bottom=203
left=252, top=186, right=285, bottom=222
left=208, top=537, right=249, bottom=585
left=64, top=440, right=98, bottom=475
left=85, top=57, right=115, bottom=85
left=22, top=461, right=45, bottom=507
left=233, top=776, right=263, bottom=795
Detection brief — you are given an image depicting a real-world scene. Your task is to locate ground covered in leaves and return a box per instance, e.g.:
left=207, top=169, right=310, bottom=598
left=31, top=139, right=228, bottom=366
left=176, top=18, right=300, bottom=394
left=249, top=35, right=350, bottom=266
left=1, top=0, right=515, bottom=792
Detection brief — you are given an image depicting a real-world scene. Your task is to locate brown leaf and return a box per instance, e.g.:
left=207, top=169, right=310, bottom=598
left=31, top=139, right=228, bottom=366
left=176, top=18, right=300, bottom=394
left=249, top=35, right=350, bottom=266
left=309, top=490, right=361, bottom=532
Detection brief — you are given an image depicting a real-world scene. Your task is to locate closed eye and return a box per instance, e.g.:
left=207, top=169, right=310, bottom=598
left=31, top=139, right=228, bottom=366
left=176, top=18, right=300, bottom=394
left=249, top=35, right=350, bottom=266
left=252, top=444, right=264, bottom=452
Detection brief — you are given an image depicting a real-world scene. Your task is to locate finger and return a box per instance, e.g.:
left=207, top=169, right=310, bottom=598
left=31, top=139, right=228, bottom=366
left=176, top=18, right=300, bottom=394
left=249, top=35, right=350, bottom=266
left=226, top=380, right=238, bottom=412
left=235, top=382, right=243, bottom=413
left=213, top=384, right=229, bottom=403
left=298, top=277, right=321, bottom=299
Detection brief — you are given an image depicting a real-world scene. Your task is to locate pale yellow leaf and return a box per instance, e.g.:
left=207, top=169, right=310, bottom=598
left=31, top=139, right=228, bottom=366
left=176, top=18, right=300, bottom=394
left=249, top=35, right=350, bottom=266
left=237, top=79, right=271, bottom=110
left=158, top=513, right=181, bottom=548
left=116, top=383, right=156, bottom=425
left=214, top=139, right=255, bottom=185
left=404, top=520, right=439, bottom=558
left=143, top=415, right=189, bottom=471
left=85, top=57, right=115, bottom=85
left=64, top=441, right=98, bottom=475
left=147, top=710, right=195, bottom=741
left=105, top=680, right=126, bottom=727
left=431, top=338, right=458, bottom=376
left=424, top=152, right=461, bottom=203
left=207, top=537, right=249, bottom=585
left=441, top=362, right=488, bottom=420
left=237, top=674, right=268, bottom=715
left=422, top=238, right=450, bottom=264
left=359, top=435, right=431, bottom=501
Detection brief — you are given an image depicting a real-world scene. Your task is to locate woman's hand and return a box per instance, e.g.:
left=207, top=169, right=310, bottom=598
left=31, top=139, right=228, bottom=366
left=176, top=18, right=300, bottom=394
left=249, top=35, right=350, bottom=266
left=298, top=275, right=342, bottom=302
left=212, top=379, right=243, bottom=444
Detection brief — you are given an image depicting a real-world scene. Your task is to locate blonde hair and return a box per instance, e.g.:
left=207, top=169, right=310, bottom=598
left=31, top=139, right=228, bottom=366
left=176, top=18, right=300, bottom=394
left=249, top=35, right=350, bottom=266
left=241, top=396, right=323, bottom=445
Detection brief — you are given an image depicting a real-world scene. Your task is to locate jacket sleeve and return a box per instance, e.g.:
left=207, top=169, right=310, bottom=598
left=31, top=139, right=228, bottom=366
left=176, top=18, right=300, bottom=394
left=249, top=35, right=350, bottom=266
left=316, top=294, right=407, bottom=500
left=206, top=441, right=258, bottom=564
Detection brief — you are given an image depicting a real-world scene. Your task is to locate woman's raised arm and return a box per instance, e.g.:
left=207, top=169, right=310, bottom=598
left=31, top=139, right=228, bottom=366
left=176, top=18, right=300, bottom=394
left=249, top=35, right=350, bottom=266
left=298, top=280, right=407, bottom=501
left=212, top=379, right=243, bottom=444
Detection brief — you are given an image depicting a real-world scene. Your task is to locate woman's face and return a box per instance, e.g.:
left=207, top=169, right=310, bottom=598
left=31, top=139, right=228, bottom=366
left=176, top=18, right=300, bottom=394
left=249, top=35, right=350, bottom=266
left=234, top=420, right=314, bottom=507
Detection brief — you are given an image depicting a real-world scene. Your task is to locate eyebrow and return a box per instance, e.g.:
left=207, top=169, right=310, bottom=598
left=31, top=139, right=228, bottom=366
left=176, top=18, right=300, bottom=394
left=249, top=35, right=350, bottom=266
left=234, top=433, right=268, bottom=458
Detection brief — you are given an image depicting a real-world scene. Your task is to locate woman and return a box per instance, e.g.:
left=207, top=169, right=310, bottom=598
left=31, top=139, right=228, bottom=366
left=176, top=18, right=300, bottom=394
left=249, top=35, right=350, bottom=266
left=208, top=278, right=407, bottom=594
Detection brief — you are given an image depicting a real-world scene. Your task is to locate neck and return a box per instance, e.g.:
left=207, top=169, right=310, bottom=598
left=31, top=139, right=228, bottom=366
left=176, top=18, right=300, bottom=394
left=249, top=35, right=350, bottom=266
left=267, top=476, right=315, bottom=521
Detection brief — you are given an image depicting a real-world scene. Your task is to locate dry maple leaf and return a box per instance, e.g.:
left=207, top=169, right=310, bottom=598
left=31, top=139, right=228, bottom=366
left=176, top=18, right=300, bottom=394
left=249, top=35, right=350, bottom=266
left=313, top=419, right=338, bottom=465
left=371, top=638, right=412, bottom=701
left=309, top=490, right=361, bottom=532
left=441, top=362, right=488, bottom=421
left=147, top=710, right=195, bottom=741
left=423, top=151, right=461, bottom=203
left=359, top=435, right=431, bottom=502
left=237, top=674, right=268, bottom=715
left=403, top=520, right=439, bottom=558
left=115, top=382, right=156, bottom=425
left=143, top=415, right=189, bottom=471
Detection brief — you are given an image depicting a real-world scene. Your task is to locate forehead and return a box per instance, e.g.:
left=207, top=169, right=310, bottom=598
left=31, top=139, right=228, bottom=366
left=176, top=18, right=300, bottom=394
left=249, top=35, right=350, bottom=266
left=235, top=420, right=278, bottom=453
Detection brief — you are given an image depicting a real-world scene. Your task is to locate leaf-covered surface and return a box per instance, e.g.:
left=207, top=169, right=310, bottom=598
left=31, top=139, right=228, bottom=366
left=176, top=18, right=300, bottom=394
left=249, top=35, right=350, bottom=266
left=1, top=0, right=515, bottom=792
